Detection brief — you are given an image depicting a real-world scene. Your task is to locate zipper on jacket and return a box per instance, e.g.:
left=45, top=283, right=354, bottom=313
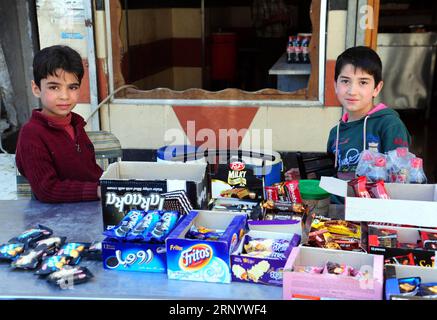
left=76, top=143, right=81, bottom=153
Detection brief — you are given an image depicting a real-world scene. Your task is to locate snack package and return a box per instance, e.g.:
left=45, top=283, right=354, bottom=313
left=355, top=150, right=376, bottom=178
left=283, top=180, right=302, bottom=204
left=0, top=243, right=25, bottom=261
left=408, top=157, right=427, bottom=184
left=265, top=186, right=279, bottom=201
left=57, top=242, right=89, bottom=265
left=398, top=277, right=421, bottom=296
left=84, top=241, right=102, bottom=261
left=367, top=155, right=388, bottom=182
left=366, top=180, right=390, bottom=199
left=348, top=176, right=371, bottom=198
left=418, top=282, right=437, bottom=298
left=11, top=247, right=48, bottom=270
left=8, top=225, right=53, bottom=248
left=47, top=266, right=94, bottom=289
left=368, top=227, right=398, bottom=248
left=186, top=225, right=224, bottom=241
left=387, top=148, right=414, bottom=183
left=147, top=211, right=179, bottom=242
left=103, top=209, right=146, bottom=239
left=419, top=231, right=437, bottom=250
left=241, top=251, right=287, bottom=260
left=293, top=265, right=324, bottom=274
left=384, top=253, right=415, bottom=266
left=33, top=237, right=66, bottom=255
left=125, top=210, right=161, bottom=241
left=323, top=261, right=353, bottom=276
left=34, top=254, right=72, bottom=276
left=244, top=237, right=290, bottom=253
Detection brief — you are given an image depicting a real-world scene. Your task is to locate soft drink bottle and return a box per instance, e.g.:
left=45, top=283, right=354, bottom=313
left=286, top=36, right=295, bottom=63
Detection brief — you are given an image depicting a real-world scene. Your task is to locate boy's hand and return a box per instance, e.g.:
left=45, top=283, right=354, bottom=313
left=97, top=186, right=101, bottom=199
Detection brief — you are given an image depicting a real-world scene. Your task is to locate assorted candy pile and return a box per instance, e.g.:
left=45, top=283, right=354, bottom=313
left=0, top=225, right=100, bottom=289
left=307, top=216, right=363, bottom=252
left=293, top=261, right=368, bottom=280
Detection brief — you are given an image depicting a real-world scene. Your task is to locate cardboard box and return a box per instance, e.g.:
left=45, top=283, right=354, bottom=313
left=102, top=238, right=167, bottom=273
left=385, top=264, right=437, bottom=300
left=320, top=177, right=437, bottom=228
left=209, top=150, right=282, bottom=201
left=368, top=224, right=437, bottom=267
left=283, top=246, right=384, bottom=300
left=230, top=220, right=302, bottom=286
left=100, top=162, right=208, bottom=230
left=166, top=210, right=247, bottom=283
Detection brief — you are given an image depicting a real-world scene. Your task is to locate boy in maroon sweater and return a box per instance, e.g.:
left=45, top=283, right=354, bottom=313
left=15, top=45, right=103, bottom=202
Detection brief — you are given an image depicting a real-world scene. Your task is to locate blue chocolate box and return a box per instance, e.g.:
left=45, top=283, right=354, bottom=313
left=166, top=210, right=247, bottom=283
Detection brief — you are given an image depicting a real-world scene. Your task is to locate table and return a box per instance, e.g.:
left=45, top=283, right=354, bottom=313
left=0, top=200, right=283, bottom=300
left=268, top=53, right=311, bottom=92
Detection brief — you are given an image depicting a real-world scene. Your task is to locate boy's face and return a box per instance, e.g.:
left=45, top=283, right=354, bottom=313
left=31, top=69, right=80, bottom=118
left=334, top=64, right=383, bottom=121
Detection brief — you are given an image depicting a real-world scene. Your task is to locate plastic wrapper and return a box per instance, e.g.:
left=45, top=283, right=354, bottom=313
left=348, top=176, right=371, bottom=198
left=103, top=210, right=145, bottom=239
left=398, top=277, right=421, bottom=296
left=125, top=210, right=161, bottom=241
left=0, top=243, right=25, bottom=261
left=186, top=225, right=224, bottom=241
left=148, top=211, right=179, bottom=242
left=47, top=266, right=94, bottom=289
left=8, top=225, right=52, bottom=248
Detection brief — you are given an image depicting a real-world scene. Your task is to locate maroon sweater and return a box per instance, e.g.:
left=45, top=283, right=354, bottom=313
left=16, top=109, right=103, bottom=203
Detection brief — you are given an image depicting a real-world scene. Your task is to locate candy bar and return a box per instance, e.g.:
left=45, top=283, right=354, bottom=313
left=47, top=266, right=94, bottom=289
left=9, top=225, right=53, bottom=248
left=366, top=180, right=390, bottom=199
left=186, top=224, right=224, bottom=241
left=398, top=277, right=420, bottom=295
left=103, top=209, right=146, bottom=239
left=419, top=231, right=437, bottom=250
left=348, top=176, right=371, bottom=198
left=385, top=253, right=415, bottom=266
left=283, top=180, right=302, bottom=204
left=0, top=243, right=25, bottom=261
left=419, top=282, right=437, bottom=298
left=125, top=210, right=161, bottom=241
left=244, top=237, right=290, bottom=253
left=148, top=211, right=179, bottom=242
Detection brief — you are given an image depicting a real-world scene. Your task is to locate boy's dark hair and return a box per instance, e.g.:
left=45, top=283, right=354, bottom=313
left=334, top=46, right=382, bottom=86
left=33, top=45, right=84, bottom=88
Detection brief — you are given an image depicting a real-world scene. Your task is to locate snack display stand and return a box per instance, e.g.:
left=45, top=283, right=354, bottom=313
left=0, top=200, right=282, bottom=300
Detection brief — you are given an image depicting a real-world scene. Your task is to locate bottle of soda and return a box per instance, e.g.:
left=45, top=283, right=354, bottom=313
left=292, top=35, right=302, bottom=63
left=301, top=34, right=311, bottom=63
left=409, top=157, right=427, bottom=184
left=286, top=36, right=294, bottom=63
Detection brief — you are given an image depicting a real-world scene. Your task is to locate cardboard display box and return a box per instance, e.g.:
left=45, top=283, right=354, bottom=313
left=283, top=246, right=384, bottom=300
left=209, top=150, right=282, bottom=201
left=320, top=177, right=437, bottom=228
left=100, top=162, right=208, bottom=230
left=102, top=238, right=167, bottom=273
left=230, top=220, right=302, bottom=286
left=166, top=210, right=247, bottom=284
left=368, top=224, right=437, bottom=268
left=385, top=264, right=437, bottom=300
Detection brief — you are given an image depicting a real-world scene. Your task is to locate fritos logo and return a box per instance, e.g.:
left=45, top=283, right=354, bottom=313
left=230, top=161, right=245, bottom=171
left=179, top=244, right=213, bottom=271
